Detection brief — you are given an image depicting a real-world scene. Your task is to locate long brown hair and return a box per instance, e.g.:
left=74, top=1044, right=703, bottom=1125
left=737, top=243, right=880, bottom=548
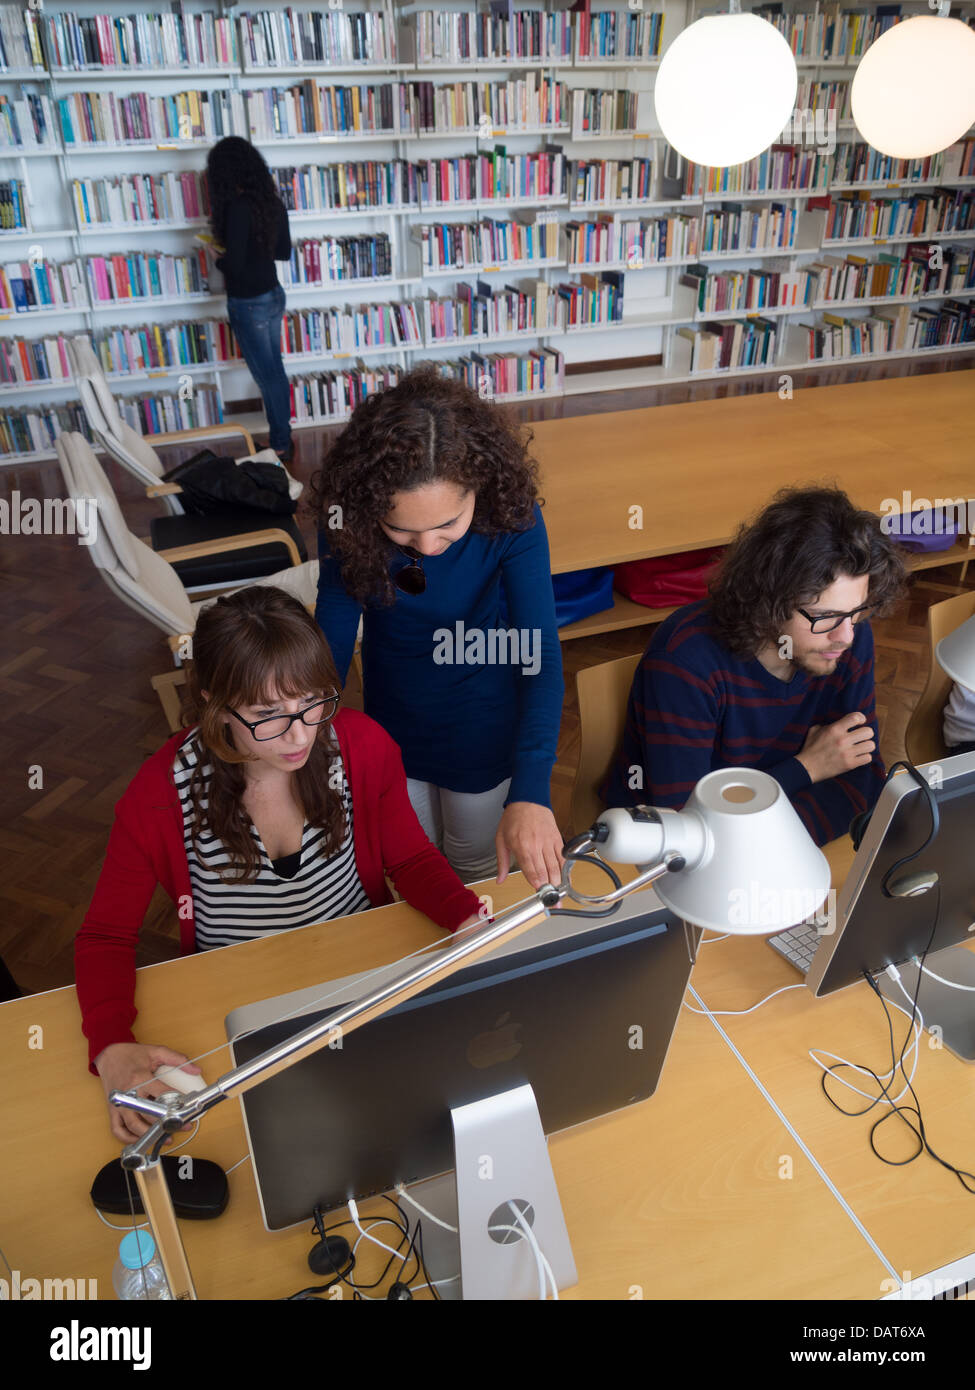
left=306, top=368, right=541, bottom=605
left=180, top=586, right=345, bottom=883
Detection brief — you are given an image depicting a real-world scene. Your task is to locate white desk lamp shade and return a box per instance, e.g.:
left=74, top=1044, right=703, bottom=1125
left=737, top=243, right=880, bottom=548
left=936, top=615, right=975, bottom=691
left=652, top=768, right=830, bottom=934
left=851, top=17, right=975, bottom=158
left=653, top=15, right=798, bottom=167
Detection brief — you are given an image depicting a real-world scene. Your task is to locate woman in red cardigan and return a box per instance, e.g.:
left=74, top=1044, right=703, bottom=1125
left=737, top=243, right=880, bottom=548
left=77, top=585, right=484, bottom=1142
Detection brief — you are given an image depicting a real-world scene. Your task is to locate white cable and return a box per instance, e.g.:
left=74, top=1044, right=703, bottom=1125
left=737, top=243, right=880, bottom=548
left=808, top=973, right=923, bottom=1106
left=394, top=1183, right=458, bottom=1232
left=95, top=1208, right=149, bottom=1232
left=917, top=960, right=975, bottom=991
left=683, top=982, right=804, bottom=1016
left=225, top=1154, right=250, bottom=1175
left=488, top=1219, right=544, bottom=1300
left=700, top=934, right=729, bottom=945
left=347, top=1200, right=406, bottom=1262
left=508, top=1203, right=558, bottom=1301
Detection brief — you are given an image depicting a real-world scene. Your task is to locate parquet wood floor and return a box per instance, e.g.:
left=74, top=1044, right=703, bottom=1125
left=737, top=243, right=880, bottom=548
left=1, top=360, right=972, bottom=997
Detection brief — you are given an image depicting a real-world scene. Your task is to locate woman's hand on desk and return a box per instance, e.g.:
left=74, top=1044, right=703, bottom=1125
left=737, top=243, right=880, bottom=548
left=495, top=802, right=564, bottom=892
left=94, top=1043, right=202, bottom=1144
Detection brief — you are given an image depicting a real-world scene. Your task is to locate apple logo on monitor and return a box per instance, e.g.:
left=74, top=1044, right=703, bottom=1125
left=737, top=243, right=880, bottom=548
left=467, top=1013, right=522, bottom=1069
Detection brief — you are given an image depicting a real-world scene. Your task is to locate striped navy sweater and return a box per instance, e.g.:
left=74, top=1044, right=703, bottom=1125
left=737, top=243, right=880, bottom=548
left=603, top=599, right=885, bottom=847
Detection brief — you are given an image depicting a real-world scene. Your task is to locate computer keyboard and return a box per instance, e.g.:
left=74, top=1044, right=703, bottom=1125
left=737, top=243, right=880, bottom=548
left=767, top=923, right=822, bottom=975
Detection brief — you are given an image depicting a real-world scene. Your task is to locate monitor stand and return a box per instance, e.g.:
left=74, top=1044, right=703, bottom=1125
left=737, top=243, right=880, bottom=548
left=405, top=1083, right=577, bottom=1300
left=877, top=945, right=975, bottom=1061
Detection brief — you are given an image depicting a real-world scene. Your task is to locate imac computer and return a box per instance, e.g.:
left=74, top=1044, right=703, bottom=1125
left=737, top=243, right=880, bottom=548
left=225, top=888, right=700, bottom=1298
left=805, top=750, right=975, bottom=1058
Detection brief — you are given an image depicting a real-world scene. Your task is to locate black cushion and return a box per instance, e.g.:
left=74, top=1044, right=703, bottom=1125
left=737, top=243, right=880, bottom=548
left=150, top=511, right=308, bottom=589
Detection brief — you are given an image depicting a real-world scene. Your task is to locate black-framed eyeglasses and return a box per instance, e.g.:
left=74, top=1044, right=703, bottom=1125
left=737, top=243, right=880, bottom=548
left=393, top=546, right=426, bottom=596
left=225, top=694, right=340, bottom=741
left=796, top=603, right=876, bottom=634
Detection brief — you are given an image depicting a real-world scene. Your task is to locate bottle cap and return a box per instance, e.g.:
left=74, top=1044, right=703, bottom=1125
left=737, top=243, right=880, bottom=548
left=119, top=1230, right=157, bottom=1270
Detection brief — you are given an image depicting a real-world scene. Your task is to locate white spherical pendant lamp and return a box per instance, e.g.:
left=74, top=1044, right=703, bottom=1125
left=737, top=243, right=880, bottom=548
left=654, top=12, right=798, bottom=167
left=851, top=14, right=975, bottom=159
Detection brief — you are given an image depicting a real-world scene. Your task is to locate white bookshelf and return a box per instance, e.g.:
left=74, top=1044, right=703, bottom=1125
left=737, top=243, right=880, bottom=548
left=2, top=0, right=975, bottom=464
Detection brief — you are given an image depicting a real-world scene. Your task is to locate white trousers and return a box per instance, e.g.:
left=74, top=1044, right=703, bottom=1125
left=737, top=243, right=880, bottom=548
left=406, top=778, right=512, bottom=885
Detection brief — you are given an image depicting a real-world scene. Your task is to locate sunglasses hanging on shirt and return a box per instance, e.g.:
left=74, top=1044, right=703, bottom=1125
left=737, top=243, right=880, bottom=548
left=393, top=546, right=426, bottom=596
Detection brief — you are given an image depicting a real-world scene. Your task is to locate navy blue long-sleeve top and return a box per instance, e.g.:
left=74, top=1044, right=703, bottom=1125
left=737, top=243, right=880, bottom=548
left=215, top=195, right=291, bottom=299
left=315, top=504, right=564, bottom=807
left=603, top=599, right=885, bottom=846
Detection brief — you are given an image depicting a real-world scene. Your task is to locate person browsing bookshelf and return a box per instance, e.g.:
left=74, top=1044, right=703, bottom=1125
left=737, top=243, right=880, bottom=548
left=76, top=585, right=484, bottom=1143
left=603, top=486, right=907, bottom=847
left=309, top=369, right=565, bottom=891
left=204, top=136, right=294, bottom=464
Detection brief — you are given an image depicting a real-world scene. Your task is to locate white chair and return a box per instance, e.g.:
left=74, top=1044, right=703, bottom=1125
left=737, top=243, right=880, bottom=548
left=66, top=335, right=302, bottom=515
left=56, top=432, right=319, bottom=730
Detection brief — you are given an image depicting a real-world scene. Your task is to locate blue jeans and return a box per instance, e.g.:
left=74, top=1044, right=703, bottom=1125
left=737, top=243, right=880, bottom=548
left=226, top=284, right=292, bottom=452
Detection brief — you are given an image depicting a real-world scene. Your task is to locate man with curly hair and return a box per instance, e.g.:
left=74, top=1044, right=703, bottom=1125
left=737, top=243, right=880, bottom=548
left=603, top=486, right=907, bottom=847
left=309, top=369, right=565, bottom=889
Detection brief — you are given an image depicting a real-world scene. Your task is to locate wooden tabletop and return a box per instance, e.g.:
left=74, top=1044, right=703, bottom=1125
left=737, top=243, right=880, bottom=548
left=534, top=371, right=975, bottom=574
left=5, top=835, right=969, bottom=1301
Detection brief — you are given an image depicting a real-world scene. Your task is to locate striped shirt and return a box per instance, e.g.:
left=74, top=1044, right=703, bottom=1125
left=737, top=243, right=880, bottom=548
left=603, top=600, right=885, bottom=847
left=173, top=732, right=372, bottom=951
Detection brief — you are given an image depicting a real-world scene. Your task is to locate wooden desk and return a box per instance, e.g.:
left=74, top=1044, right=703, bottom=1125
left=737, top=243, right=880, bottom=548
left=0, top=864, right=897, bottom=1303
left=690, top=838, right=975, bottom=1297
left=535, top=371, right=974, bottom=639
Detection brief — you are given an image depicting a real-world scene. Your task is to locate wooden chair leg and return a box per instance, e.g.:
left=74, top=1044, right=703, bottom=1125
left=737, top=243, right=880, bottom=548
left=151, top=669, right=187, bottom=733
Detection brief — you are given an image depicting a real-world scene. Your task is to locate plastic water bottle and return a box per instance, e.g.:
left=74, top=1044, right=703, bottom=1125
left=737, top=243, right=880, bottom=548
left=112, top=1230, right=173, bottom=1300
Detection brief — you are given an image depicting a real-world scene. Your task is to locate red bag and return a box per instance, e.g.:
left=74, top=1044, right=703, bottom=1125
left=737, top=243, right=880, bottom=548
left=614, top=547, right=725, bottom=608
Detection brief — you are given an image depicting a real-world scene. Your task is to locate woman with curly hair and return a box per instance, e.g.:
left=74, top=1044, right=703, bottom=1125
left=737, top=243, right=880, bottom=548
left=205, top=135, right=294, bottom=463
left=309, top=370, right=565, bottom=891
left=75, top=585, right=483, bottom=1142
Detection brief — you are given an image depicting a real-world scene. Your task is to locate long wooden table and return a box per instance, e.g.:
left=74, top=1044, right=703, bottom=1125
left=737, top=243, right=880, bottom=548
left=2, top=841, right=972, bottom=1303
left=535, top=371, right=974, bottom=640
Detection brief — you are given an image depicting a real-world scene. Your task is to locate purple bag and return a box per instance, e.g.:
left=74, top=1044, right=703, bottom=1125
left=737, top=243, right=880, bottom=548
left=882, top=509, right=960, bottom=553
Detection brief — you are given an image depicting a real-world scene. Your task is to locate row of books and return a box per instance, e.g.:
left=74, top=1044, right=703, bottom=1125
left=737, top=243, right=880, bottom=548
left=240, top=8, right=394, bottom=69
left=72, top=172, right=209, bottom=227
left=792, top=79, right=853, bottom=119
left=85, top=249, right=210, bottom=303
left=684, top=140, right=974, bottom=200
left=416, top=217, right=561, bottom=272
left=755, top=7, right=900, bottom=60
left=676, top=318, right=778, bottom=372
left=823, top=189, right=975, bottom=241
left=282, top=303, right=423, bottom=355
left=831, top=140, right=975, bottom=187
left=557, top=272, right=625, bottom=327
left=806, top=246, right=975, bottom=303
left=0, top=179, right=26, bottom=230
left=573, top=157, right=654, bottom=205
left=699, top=203, right=797, bottom=255
left=40, top=11, right=237, bottom=71
left=0, top=93, right=53, bottom=150
left=287, top=348, right=565, bottom=426
left=0, top=386, right=224, bottom=456
left=407, top=76, right=566, bottom=133
left=679, top=244, right=975, bottom=313
left=442, top=348, right=565, bottom=398
left=423, top=281, right=557, bottom=340
left=56, top=89, right=235, bottom=146
left=0, top=5, right=43, bottom=71
left=909, top=300, right=975, bottom=350
left=804, top=307, right=906, bottom=359
left=0, top=259, right=84, bottom=313
left=417, top=146, right=565, bottom=204
left=571, top=88, right=639, bottom=136
left=415, top=11, right=571, bottom=64
left=680, top=264, right=812, bottom=313
left=282, top=234, right=393, bottom=286
left=576, top=11, right=664, bottom=62
left=274, top=160, right=419, bottom=213
left=564, top=214, right=699, bottom=266
left=95, top=321, right=236, bottom=375
left=289, top=366, right=402, bottom=423
left=686, top=146, right=831, bottom=198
